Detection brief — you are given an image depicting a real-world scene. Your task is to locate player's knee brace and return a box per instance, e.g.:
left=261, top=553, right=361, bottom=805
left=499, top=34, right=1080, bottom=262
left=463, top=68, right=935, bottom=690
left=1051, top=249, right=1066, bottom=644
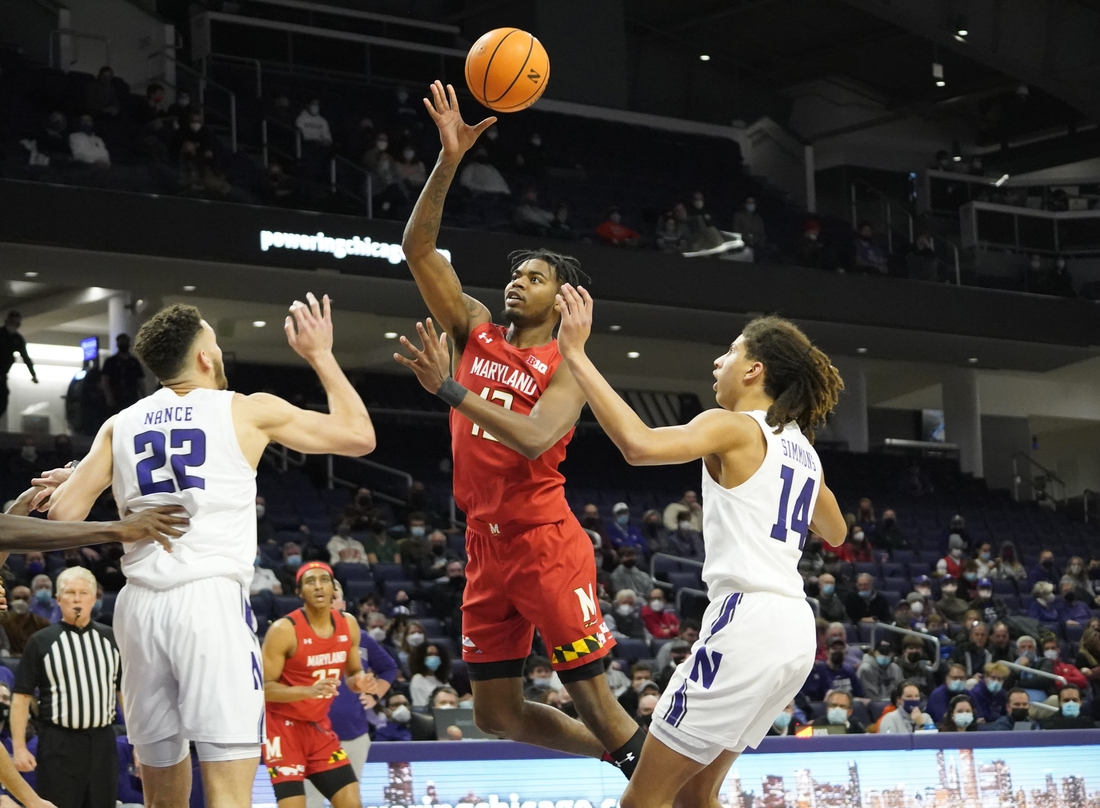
left=194, top=741, right=262, bottom=762
left=134, top=734, right=190, bottom=769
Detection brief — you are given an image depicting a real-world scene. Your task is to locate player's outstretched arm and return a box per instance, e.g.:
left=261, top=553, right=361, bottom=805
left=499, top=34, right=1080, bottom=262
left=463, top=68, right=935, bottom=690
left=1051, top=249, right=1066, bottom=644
left=810, top=478, right=846, bottom=547
left=395, top=319, right=585, bottom=460
left=0, top=739, right=54, bottom=807
left=401, top=81, right=493, bottom=351
left=43, top=417, right=115, bottom=522
left=237, top=293, right=375, bottom=460
left=0, top=508, right=189, bottom=554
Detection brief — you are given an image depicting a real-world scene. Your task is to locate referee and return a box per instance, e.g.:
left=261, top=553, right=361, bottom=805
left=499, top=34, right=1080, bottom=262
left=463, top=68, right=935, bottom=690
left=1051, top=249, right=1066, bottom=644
left=12, top=566, right=122, bottom=808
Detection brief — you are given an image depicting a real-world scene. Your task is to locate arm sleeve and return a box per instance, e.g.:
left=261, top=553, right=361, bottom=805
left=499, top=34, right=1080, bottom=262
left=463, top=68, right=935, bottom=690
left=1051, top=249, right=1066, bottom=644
left=13, top=635, right=41, bottom=695
left=361, top=633, right=398, bottom=684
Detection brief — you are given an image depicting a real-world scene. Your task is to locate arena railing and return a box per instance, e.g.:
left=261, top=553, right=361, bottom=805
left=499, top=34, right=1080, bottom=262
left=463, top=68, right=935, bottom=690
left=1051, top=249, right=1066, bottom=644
left=1011, top=452, right=1067, bottom=505
left=997, top=659, right=1068, bottom=688
left=325, top=453, right=412, bottom=503
left=48, top=29, right=110, bottom=72
left=869, top=622, right=942, bottom=672
left=234, top=0, right=461, bottom=36
left=148, top=49, right=239, bottom=152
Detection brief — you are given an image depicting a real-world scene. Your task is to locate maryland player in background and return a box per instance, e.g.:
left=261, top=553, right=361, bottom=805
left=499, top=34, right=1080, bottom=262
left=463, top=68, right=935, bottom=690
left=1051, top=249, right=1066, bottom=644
left=262, top=562, right=377, bottom=808
left=395, top=80, right=645, bottom=774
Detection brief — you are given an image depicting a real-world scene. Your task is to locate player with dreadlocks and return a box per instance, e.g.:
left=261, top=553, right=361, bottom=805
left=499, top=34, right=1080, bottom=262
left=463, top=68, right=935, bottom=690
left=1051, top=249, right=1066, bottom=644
left=395, top=79, right=647, bottom=777
left=555, top=290, right=848, bottom=808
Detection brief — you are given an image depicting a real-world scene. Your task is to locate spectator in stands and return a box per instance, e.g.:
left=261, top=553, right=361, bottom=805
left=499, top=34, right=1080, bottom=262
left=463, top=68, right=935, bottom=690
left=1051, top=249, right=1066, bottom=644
left=765, top=701, right=804, bottom=737
left=641, top=587, right=679, bottom=639
left=811, top=690, right=866, bottom=733
left=656, top=214, right=689, bottom=253
left=941, top=543, right=965, bottom=579
left=364, top=520, right=400, bottom=565
left=858, top=640, right=904, bottom=700
left=927, top=663, right=971, bottom=723
left=609, top=548, right=653, bottom=600
left=69, top=114, right=110, bottom=166
left=879, top=681, right=933, bottom=733
left=418, top=530, right=453, bottom=582
left=935, top=576, right=969, bottom=624
left=992, top=541, right=1027, bottom=582
left=172, top=109, right=215, bottom=159
left=326, top=520, right=369, bottom=567
left=855, top=498, right=876, bottom=534
left=396, top=145, right=427, bottom=192
left=1029, top=549, right=1059, bottom=589
left=795, top=219, right=826, bottom=270
left=83, top=66, right=119, bottom=116
left=974, top=543, right=995, bottom=578
left=1042, top=685, right=1093, bottom=729
left=980, top=688, right=1040, bottom=731
left=1058, top=579, right=1091, bottom=625
left=890, top=599, right=915, bottom=636
left=846, top=574, right=891, bottom=623
left=654, top=640, right=692, bottom=693
left=835, top=524, right=873, bottom=564
left=1045, top=256, right=1076, bottom=298
left=816, top=574, right=849, bottom=623
left=595, top=207, right=640, bottom=247
left=662, top=491, right=702, bottom=533
left=801, top=637, right=864, bottom=701
left=1064, top=558, right=1097, bottom=605
left=800, top=533, right=828, bottom=577
left=967, top=155, right=985, bottom=177
left=167, top=90, right=192, bottom=127
left=905, top=232, right=939, bottom=282
left=852, top=222, right=888, bottom=274
left=667, top=517, right=704, bottom=561
left=408, top=641, right=453, bottom=707
left=608, top=502, right=647, bottom=558
left=250, top=550, right=282, bottom=595
left=2, top=586, right=49, bottom=655
left=30, top=575, right=61, bottom=624
left=296, top=98, right=332, bottom=146
left=971, top=663, right=1009, bottom=723
left=952, top=622, right=992, bottom=677
left=969, top=578, right=1008, bottom=624
left=898, top=637, right=934, bottom=694
left=654, top=621, right=699, bottom=672
left=871, top=508, right=908, bottom=554
left=459, top=147, right=510, bottom=196
left=634, top=693, right=659, bottom=729
left=1040, top=633, right=1088, bottom=691
left=732, top=197, right=767, bottom=259
left=259, top=160, right=296, bottom=205
left=606, top=590, right=646, bottom=641
left=514, top=132, right=548, bottom=176
left=823, top=623, right=863, bottom=669
left=19, top=551, right=46, bottom=587
left=546, top=203, right=577, bottom=241
left=274, top=541, right=304, bottom=593
left=254, top=496, right=275, bottom=545
left=374, top=692, right=413, bottom=741
left=36, top=111, right=70, bottom=161
left=1029, top=581, right=1062, bottom=623
left=514, top=189, right=556, bottom=237
left=1077, top=625, right=1100, bottom=694
left=100, top=333, right=145, bottom=415
left=939, top=694, right=978, bottom=732
left=429, top=560, right=465, bottom=634
left=989, top=622, right=1015, bottom=663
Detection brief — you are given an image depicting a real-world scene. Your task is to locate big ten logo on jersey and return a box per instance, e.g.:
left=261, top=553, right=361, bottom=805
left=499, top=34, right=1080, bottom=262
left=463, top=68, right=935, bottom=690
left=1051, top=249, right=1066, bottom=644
left=134, top=427, right=207, bottom=496
left=573, top=583, right=600, bottom=628
left=526, top=355, right=548, bottom=374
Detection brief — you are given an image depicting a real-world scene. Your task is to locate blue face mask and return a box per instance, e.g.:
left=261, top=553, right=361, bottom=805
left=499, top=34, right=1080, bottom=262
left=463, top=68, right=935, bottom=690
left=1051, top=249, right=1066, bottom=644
left=953, top=712, right=974, bottom=728
left=35, top=589, right=52, bottom=603
left=987, top=680, right=1003, bottom=693
left=1061, top=701, right=1081, bottom=718
left=616, top=514, right=629, bottom=526
left=286, top=554, right=302, bottom=567
left=876, top=654, right=891, bottom=666
left=26, top=561, right=44, bottom=575
left=424, top=654, right=442, bottom=672
left=410, top=526, right=426, bottom=538
left=827, top=707, right=848, bottom=725
left=902, top=699, right=921, bottom=713
left=821, top=584, right=835, bottom=596
left=773, top=712, right=791, bottom=728
left=948, top=679, right=966, bottom=692
left=964, top=572, right=978, bottom=582
left=254, top=557, right=262, bottom=567
left=858, top=590, right=872, bottom=598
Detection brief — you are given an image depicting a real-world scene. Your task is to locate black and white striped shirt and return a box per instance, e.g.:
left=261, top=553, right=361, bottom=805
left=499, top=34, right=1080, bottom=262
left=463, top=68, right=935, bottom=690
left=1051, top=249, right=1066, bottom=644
left=14, top=621, right=121, bottom=730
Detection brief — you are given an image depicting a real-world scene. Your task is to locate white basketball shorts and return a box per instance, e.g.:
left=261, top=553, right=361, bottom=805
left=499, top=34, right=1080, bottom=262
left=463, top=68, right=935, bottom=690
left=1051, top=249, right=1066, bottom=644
left=114, top=576, right=265, bottom=747
left=651, top=590, right=815, bottom=764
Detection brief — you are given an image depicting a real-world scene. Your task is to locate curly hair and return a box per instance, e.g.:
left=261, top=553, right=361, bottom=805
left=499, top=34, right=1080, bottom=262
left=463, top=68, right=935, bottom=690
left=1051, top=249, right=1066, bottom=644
left=133, top=304, right=204, bottom=381
left=508, top=248, right=591, bottom=287
left=741, top=315, right=843, bottom=442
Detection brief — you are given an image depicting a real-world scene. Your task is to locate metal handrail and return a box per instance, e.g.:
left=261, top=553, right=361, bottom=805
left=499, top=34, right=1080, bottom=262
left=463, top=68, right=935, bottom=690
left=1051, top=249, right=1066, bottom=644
left=329, top=155, right=375, bottom=218
left=201, top=53, right=262, bottom=98
left=1012, top=452, right=1068, bottom=504
left=998, top=659, right=1067, bottom=686
left=242, top=0, right=461, bottom=34
left=869, top=623, right=942, bottom=672
left=327, top=472, right=405, bottom=507
left=649, top=552, right=703, bottom=594
left=48, top=29, right=111, bottom=71
left=324, top=454, right=412, bottom=498
left=263, top=444, right=306, bottom=472
left=148, top=51, right=238, bottom=152
left=261, top=117, right=302, bottom=165
left=849, top=179, right=914, bottom=254
left=1083, top=490, right=1099, bottom=524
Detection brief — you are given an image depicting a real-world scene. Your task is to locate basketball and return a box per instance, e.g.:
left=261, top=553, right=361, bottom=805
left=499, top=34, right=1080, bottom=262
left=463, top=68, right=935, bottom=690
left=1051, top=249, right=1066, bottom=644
left=465, top=27, right=550, bottom=112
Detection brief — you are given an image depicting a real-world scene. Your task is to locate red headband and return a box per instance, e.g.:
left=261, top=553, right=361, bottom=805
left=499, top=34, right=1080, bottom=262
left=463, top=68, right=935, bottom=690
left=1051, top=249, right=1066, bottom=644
left=295, top=561, right=334, bottom=585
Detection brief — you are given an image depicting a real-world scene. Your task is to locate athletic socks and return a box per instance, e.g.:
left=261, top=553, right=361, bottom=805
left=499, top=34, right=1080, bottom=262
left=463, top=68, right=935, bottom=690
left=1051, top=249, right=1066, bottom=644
left=603, top=727, right=646, bottom=779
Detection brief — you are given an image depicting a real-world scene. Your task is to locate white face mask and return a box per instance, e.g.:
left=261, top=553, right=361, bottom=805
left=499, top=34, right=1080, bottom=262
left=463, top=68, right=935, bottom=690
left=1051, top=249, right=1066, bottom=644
left=368, top=627, right=387, bottom=642
left=745, top=203, right=756, bottom=213
left=189, top=122, right=202, bottom=132
left=406, top=632, right=424, bottom=647
left=910, top=601, right=924, bottom=615
left=616, top=604, right=633, bottom=617
left=677, top=520, right=691, bottom=531
left=390, top=705, right=411, bottom=723
left=402, top=149, right=415, bottom=161
left=649, top=599, right=665, bottom=612
left=1044, top=649, right=1059, bottom=660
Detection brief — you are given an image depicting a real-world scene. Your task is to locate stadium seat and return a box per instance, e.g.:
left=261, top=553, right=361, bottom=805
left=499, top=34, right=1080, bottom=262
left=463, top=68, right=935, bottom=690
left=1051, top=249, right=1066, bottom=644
left=881, top=563, right=904, bottom=578
left=427, top=636, right=458, bottom=658
left=880, top=590, right=903, bottom=607
left=869, top=700, right=891, bottom=722
left=418, top=617, right=442, bottom=636
left=850, top=701, right=873, bottom=728
left=668, top=571, right=703, bottom=592
left=992, top=579, right=1017, bottom=595
left=884, top=576, right=909, bottom=592
left=344, top=580, right=374, bottom=604
left=854, top=562, right=879, bottom=577
left=906, top=562, right=932, bottom=578
left=891, top=550, right=916, bottom=564
left=612, top=638, right=651, bottom=662
left=1065, top=624, right=1086, bottom=643
left=273, top=596, right=301, bottom=617
left=373, top=564, right=405, bottom=582
left=335, top=563, right=372, bottom=582
left=383, top=580, right=414, bottom=600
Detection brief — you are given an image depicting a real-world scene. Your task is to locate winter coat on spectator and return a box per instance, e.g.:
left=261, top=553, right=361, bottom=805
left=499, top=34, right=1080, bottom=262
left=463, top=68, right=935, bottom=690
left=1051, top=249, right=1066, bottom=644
left=857, top=656, right=904, bottom=701
left=845, top=591, right=892, bottom=623
left=609, top=565, right=653, bottom=599
left=800, top=660, right=864, bottom=701
left=970, top=680, right=1008, bottom=723
left=641, top=604, right=679, bottom=639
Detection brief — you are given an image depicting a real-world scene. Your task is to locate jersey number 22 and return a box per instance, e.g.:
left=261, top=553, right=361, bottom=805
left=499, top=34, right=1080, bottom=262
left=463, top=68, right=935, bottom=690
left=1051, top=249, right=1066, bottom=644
left=135, top=429, right=207, bottom=496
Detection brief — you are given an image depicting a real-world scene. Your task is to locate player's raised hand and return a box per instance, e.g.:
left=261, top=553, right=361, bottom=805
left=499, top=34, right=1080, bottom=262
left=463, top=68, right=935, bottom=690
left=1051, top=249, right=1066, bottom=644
left=285, top=292, right=333, bottom=363
left=424, top=80, right=496, bottom=161
left=308, top=677, right=340, bottom=699
left=28, top=464, right=75, bottom=512
left=349, top=670, right=377, bottom=694
left=117, top=507, right=190, bottom=551
left=394, top=318, right=451, bottom=395
left=555, top=284, right=594, bottom=361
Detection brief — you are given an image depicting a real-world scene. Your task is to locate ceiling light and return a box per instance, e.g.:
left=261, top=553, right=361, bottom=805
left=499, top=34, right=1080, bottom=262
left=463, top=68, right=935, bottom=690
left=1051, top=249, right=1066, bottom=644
left=699, top=54, right=710, bottom=61
left=253, top=320, right=266, bottom=328
left=952, top=139, right=962, bottom=162
left=994, top=174, right=1010, bottom=187
left=23, top=272, right=38, bottom=278
left=856, top=347, right=868, bottom=354
left=933, top=62, right=944, bottom=88
left=182, top=285, right=196, bottom=292
left=955, top=15, right=968, bottom=37
left=384, top=331, right=398, bottom=339
left=627, top=351, right=640, bottom=359
left=609, top=324, right=622, bottom=332
left=936, top=79, right=946, bottom=87
left=967, top=357, right=979, bottom=364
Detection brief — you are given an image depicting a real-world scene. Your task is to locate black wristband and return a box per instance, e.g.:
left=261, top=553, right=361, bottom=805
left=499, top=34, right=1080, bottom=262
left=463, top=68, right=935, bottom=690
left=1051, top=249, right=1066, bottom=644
left=437, top=377, right=468, bottom=408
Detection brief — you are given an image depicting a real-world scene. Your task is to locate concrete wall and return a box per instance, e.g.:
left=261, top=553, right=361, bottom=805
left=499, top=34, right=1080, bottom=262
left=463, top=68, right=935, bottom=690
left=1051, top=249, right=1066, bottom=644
left=0, top=0, right=64, bottom=67
left=1029, top=421, right=1100, bottom=499
left=534, top=0, right=628, bottom=109
left=61, top=0, right=174, bottom=90
left=981, top=415, right=1032, bottom=495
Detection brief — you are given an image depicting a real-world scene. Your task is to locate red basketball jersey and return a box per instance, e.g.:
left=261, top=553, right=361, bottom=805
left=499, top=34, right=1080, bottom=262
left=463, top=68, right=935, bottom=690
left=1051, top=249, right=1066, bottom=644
left=450, top=321, right=574, bottom=535
left=267, top=608, right=352, bottom=724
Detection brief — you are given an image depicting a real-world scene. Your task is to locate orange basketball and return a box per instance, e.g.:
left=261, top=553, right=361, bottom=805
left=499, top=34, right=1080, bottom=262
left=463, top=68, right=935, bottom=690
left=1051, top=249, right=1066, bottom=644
left=465, top=28, right=550, bottom=113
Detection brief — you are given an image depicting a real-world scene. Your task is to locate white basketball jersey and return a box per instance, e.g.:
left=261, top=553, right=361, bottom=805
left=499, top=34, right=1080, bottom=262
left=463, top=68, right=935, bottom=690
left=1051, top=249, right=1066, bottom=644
left=111, top=387, right=256, bottom=590
left=700, top=410, right=821, bottom=600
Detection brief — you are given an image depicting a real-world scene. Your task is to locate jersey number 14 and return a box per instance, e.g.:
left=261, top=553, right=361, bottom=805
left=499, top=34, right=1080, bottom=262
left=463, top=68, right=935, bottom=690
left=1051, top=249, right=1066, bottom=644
left=135, top=429, right=207, bottom=496
left=770, top=464, right=813, bottom=550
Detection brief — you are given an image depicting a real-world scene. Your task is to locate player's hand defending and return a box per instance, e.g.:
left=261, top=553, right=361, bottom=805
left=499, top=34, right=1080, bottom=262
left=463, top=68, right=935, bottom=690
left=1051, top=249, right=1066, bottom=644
left=117, top=507, right=190, bottom=551
left=285, top=292, right=333, bottom=364
left=308, top=677, right=340, bottom=699
left=28, top=464, right=75, bottom=511
left=424, top=81, right=496, bottom=161
left=394, top=318, right=450, bottom=395
left=555, top=284, right=594, bottom=361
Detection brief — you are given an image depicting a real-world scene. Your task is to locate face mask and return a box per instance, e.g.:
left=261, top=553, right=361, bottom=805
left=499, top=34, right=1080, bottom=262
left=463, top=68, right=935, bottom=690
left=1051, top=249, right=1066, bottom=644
left=1044, top=650, right=1059, bottom=660
left=256, top=505, right=266, bottom=519
left=286, top=554, right=302, bottom=567
left=1010, top=708, right=1030, bottom=722
left=853, top=531, right=865, bottom=542
left=403, top=149, right=415, bottom=161
left=390, top=704, right=411, bottom=723
left=906, top=652, right=922, bottom=663
left=189, top=122, right=202, bottom=132
left=366, top=627, right=386, bottom=642
left=948, top=679, right=965, bottom=692
left=980, top=552, right=991, bottom=561
left=876, top=654, right=891, bottom=667
left=677, top=520, right=691, bottom=531
left=309, top=103, right=320, bottom=114
left=827, top=707, right=848, bottom=725
left=487, top=129, right=498, bottom=141
left=410, top=526, right=425, bottom=538
left=902, top=699, right=921, bottom=713
left=773, top=712, right=791, bottom=729
left=858, top=590, right=871, bottom=599
left=978, top=590, right=992, bottom=600
left=616, top=514, right=629, bottom=526
left=406, top=632, right=425, bottom=647
left=964, top=572, right=978, bottom=582
left=1042, top=559, right=1053, bottom=568
left=622, top=558, right=635, bottom=568
left=254, top=557, right=262, bottom=567
left=10, top=600, right=28, bottom=615
left=1065, top=591, right=1077, bottom=603
left=987, top=680, right=1003, bottom=693
left=1070, top=564, right=1081, bottom=575
left=649, top=599, right=665, bottom=612
left=807, top=231, right=818, bottom=241
left=35, top=590, right=52, bottom=603
left=1062, top=701, right=1081, bottom=718
left=92, top=599, right=103, bottom=616
left=693, top=199, right=704, bottom=210
left=953, top=712, right=974, bottom=728
left=26, top=562, right=44, bottom=575
left=829, top=652, right=846, bottom=666
left=376, top=140, right=388, bottom=151
left=616, top=604, right=633, bottom=617
left=942, top=586, right=957, bottom=596
left=21, top=446, right=36, bottom=462
left=532, top=676, right=552, bottom=689
left=424, top=655, right=442, bottom=672
left=821, top=584, right=835, bottom=596
left=530, top=135, right=541, bottom=147
left=910, top=602, right=924, bottom=615
left=746, top=203, right=756, bottom=213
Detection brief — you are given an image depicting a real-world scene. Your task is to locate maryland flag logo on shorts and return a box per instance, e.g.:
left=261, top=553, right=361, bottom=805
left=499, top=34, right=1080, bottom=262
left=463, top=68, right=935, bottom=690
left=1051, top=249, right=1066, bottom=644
left=327, top=747, right=349, bottom=765
left=552, top=625, right=609, bottom=664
